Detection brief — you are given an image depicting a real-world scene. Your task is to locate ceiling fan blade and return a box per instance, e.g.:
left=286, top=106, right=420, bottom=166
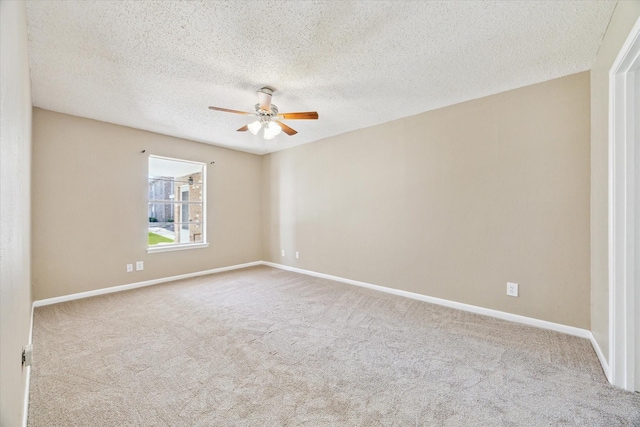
left=237, top=125, right=249, bottom=132
left=275, top=120, right=298, bottom=136
left=208, top=106, right=251, bottom=115
left=277, top=111, right=319, bottom=120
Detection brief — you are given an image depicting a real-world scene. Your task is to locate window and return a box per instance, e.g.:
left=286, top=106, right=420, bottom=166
left=147, top=156, right=207, bottom=252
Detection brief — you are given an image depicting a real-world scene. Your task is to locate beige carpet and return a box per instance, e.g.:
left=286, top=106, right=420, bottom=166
left=28, top=266, right=640, bottom=426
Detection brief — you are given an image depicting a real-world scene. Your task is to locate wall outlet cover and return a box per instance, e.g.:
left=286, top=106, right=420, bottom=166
left=507, top=282, right=519, bottom=297
left=136, top=261, right=144, bottom=271
left=126, top=264, right=133, bottom=273
left=22, top=344, right=32, bottom=367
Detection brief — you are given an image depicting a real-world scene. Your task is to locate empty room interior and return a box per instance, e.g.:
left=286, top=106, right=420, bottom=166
left=2, top=0, right=640, bottom=425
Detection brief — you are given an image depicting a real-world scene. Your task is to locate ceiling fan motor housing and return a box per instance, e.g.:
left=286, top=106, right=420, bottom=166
left=255, top=103, right=278, bottom=119
left=257, top=87, right=274, bottom=113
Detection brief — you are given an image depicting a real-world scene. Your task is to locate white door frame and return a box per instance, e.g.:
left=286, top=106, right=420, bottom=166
left=609, top=16, right=640, bottom=392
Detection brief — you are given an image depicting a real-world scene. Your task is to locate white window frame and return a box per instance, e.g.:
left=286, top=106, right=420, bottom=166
left=147, top=155, right=209, bottom=253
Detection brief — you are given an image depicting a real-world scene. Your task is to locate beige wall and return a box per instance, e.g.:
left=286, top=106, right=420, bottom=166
left=590, top=1, right=640, bottom=363
left=0, top=1, right=33, bottom=425
left=263, top=72, right=591, bottom=329
left=32, top=109, right=262, bottom=300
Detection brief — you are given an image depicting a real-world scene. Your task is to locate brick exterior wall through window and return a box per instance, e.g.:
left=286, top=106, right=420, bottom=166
left=174, top=172, right=203, bottom=243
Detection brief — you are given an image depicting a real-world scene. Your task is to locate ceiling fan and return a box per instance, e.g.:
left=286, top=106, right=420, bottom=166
left=208, top=87, right=318, bottom=140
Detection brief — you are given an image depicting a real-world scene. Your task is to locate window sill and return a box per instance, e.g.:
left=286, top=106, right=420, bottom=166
left=147, top=243, right=209, bottom=254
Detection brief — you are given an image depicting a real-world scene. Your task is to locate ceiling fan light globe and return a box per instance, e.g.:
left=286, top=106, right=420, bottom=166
left=263, top=130, right=276, bottom=140
left=266, top=121, right=282, bottom=136
left=247, top=120, right=261, bottom=135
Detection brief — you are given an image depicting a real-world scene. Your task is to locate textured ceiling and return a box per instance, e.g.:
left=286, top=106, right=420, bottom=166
left=26, top=1, right=616, bottom=155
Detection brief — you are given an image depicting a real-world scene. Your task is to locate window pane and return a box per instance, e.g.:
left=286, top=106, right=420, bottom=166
left=148, top=177, right=176, bottom=202
left=148, top=221, right=203, bottom=246
left=147, top=201, right=175, bottom=223
left=148, top=203, right=203, bottom=225
left=148, top=224, right=176, bottom=246
left=148, top=176, right=203, bottom=185
left=148, top=201, right=203, bottom=246
left=148, top=156, right=205, bottom=248
left=179, top=182, right=203, bottom=203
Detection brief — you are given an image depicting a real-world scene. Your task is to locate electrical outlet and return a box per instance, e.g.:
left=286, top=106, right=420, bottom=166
left=295, top=251, right=299, bottom=259
left=281, top=250, right=285, bottom=257
left=136, top=261, right=144, bottom=271
left=22, top=344, right=32, bottom=367
left=507, top=282, right=518, bottom=297
left=126, top=264, right=133, bottom=273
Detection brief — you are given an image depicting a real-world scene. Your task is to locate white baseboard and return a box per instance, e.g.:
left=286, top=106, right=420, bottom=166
left=263, top=262, right=592, bottom=339
left=265, top=262, right=616, bottom=383
left=33, top=260, right=589, bottom=340
left=32, top=261, right=262, bottom=307
left=29, top=259, right=610, bottom=389
left=588, top=332, right=612, bottom=382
